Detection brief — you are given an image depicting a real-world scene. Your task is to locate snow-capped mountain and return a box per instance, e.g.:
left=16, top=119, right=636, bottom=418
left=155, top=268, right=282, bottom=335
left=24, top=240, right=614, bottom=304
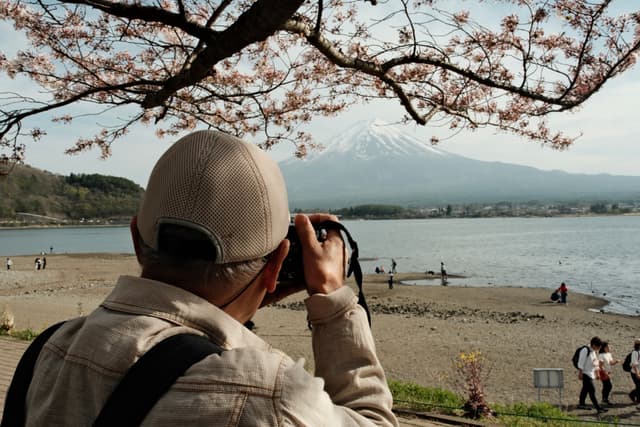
left=279, top=120, right=640, bottom=208
left=306, top=119, right=448, bottom=160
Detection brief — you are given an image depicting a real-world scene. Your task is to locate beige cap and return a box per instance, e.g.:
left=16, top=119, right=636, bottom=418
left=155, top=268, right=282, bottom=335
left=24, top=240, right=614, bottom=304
left=137, top=130, right=290, bottom=263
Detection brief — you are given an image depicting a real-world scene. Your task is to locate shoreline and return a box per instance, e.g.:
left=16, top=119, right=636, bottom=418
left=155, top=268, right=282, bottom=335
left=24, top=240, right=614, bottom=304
left=2, top=211, right=640, bottom=230
left=0, top=223, right=129, bottom=231
left=1, top=253, right=632, bottom=318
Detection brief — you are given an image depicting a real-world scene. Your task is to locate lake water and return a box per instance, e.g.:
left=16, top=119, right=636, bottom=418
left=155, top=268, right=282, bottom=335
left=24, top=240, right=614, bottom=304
left=1, top=216, right=639, bottom=316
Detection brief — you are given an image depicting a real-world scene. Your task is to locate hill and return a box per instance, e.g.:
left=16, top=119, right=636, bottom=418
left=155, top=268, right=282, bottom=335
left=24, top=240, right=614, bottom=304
left=279, top=120, right=640, bottom=209
left=0, top=165, right=143, bottom=223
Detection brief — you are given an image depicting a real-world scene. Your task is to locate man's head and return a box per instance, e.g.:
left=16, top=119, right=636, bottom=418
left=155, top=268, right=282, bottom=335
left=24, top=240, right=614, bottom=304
left=634, top=338, right=640, bottom=350
left=590, top=336, right=603, bottom=350
left=132, top=130, right=290, bottom=320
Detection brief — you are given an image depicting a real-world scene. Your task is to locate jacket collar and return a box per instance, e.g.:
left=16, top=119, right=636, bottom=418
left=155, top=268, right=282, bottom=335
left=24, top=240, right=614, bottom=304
left=101, top=275, right=272, bottom=351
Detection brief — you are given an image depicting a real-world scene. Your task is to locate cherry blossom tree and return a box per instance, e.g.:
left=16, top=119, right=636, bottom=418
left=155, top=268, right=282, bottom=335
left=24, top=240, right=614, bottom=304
left=1, top=0, right=639, bottom=165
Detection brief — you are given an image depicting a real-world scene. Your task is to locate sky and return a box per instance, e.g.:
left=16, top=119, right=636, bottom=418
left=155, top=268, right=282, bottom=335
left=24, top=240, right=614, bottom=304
left=2, top=5, right=640, bottom=187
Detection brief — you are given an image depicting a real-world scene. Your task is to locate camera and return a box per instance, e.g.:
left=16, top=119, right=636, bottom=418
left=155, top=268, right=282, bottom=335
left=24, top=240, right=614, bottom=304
left=277, top=223, right=328, bottom=288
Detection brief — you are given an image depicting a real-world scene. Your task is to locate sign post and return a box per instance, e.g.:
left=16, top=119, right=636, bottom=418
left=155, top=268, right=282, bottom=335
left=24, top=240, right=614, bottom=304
left=533, top=368, right=564, bottom=406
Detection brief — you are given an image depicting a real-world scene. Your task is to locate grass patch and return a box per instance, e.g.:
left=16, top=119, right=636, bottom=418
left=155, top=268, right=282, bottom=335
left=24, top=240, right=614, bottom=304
left=0, top=328, right=39, bottom=341
left=389, top=379, right=463, bottom=415
left=493, top=402, right=616, bottom=427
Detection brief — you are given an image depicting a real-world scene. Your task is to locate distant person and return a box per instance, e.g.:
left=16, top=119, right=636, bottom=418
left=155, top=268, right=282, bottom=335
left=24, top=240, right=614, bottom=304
left=42, top=256, right=47, bottom=270
left=6, top=258, right=12, bottom=270
left=388, top=271, right=394, bottom=290
left=555, top=282, right=568, bottom=304
left=628, top=339, right=640, bottom=404
left=598, top=341, right=619, bottom=405
left=375, top=266, right=380, bottom=274
left=50, top=246, right=54, bottom=254
left=440, top=261, right=447, bottom=284
left=34, top=257, right=41, bottom=271
left=379, top=266, right=385, bottom=273
left=391, top=258, right=397, bottom=273
left=577, top=336, right=607, bottom=414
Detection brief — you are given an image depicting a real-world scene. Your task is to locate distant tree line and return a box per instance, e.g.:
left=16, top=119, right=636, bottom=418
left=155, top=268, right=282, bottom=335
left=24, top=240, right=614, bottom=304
left=299, top=201, right=640, bottom=220
left=65, top=173, right=141, bottom=196
left=330, top=204, right=407, bottom=219
left=0, top=166, right=144, bottom=223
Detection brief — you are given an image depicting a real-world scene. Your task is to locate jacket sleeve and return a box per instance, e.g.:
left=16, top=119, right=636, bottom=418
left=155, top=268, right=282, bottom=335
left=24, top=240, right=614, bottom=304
left=278, top=286, right=398, bottom=426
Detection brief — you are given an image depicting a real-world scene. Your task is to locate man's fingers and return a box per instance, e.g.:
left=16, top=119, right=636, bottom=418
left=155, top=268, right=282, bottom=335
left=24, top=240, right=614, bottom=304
left=294, top=214, right=320, bottom=252
left=303, top=213, right=342, bottom=243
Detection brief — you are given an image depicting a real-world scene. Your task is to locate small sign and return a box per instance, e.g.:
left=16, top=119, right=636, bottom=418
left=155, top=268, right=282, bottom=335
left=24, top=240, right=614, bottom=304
left=533, top=368, right=564, bottom=405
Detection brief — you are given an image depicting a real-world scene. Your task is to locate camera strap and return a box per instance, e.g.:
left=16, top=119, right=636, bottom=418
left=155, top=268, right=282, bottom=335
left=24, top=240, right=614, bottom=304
left=320, top=220, right=371, bottom=326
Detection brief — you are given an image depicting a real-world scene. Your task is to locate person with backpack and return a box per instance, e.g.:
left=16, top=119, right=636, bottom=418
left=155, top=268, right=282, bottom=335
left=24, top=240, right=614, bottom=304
left=5, top=131, right=397, bottom=426
left=626, top=339, right=640, bottom=404
left=576, top=336, right=608, bottom=414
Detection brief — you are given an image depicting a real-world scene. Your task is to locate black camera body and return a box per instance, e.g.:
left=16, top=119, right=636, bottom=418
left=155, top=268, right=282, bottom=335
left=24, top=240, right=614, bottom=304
left=277, top=223, right=328, bottom=288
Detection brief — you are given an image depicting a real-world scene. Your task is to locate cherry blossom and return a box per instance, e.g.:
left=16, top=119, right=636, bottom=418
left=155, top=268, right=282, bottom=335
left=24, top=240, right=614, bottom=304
left=0, top=0, right=638, bottom=164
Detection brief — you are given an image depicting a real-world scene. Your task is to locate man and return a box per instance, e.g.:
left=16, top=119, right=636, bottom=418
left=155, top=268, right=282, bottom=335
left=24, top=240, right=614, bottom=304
left=629, top=338, right=640, bottom=405
left=5, top=258, right=12, bottom=270
left=577, top=336, right=607, bottom=414
left=23, top=131, right=397, bottom=426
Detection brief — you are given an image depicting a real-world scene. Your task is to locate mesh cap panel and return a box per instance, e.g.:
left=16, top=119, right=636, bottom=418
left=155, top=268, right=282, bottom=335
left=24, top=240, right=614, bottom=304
left=137, top=130, right=290, bottom=263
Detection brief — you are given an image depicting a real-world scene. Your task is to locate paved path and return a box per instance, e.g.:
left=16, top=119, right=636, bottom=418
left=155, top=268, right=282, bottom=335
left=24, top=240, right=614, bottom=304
left=0, top=336, right=29, bottom=411
left=0, top=337, right=452, bottom=426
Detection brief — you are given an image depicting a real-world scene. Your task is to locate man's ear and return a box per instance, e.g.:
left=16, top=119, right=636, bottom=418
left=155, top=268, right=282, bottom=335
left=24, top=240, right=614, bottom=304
left=130, top=216, right=143, bottom=264
left=261, top=240, right=290, bottom=293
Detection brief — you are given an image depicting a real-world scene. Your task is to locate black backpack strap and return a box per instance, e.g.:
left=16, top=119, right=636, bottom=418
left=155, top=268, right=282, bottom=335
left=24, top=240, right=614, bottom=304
left=93, top=333, right=224, bottom=427
left=1, top=321, right=66, bottom=427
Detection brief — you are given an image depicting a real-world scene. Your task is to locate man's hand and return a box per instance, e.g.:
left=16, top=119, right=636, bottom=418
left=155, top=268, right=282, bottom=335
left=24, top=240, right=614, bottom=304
left=295, top=214, right=345, bottom=295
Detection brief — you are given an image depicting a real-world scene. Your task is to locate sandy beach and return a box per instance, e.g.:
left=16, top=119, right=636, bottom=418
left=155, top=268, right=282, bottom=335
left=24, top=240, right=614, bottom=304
left=2, top=253, right=640, bottom=423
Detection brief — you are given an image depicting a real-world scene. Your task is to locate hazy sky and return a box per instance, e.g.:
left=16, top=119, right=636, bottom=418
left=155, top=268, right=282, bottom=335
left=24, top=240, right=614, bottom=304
left=2, top=7, right=640, bottom=187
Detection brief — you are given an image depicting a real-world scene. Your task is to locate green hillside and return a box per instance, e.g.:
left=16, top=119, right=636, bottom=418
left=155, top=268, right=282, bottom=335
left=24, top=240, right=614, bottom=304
left=0, top=165, right=143, bottom=223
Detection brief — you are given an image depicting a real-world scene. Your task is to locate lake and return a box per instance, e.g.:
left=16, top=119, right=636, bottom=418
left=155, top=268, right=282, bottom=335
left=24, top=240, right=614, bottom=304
left=1, top=216, right=639, bottom=316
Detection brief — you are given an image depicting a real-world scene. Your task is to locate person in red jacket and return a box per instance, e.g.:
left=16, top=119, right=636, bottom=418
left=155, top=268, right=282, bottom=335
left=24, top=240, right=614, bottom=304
left=556, top=282, right=568, bottom=304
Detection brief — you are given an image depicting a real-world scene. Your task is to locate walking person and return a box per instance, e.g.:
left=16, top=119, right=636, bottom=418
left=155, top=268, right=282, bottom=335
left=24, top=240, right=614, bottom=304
left=628, top=339, right=640, bottom=404
left=388, top=271, right=394, bottom=290
left=440, top=261, right=448, bottom=285
left=5, top=258, right=12, bottom=270
left=391, top=258, right=397, bottom=274
left=577, top=336, right=608, bottom=413
left=598, top=341, right=620, bottom=405
left=10, top=130, right=397, bottom=426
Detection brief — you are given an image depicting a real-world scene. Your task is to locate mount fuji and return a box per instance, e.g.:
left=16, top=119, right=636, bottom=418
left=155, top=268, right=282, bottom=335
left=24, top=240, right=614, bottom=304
left=278, top=120, right=640, bottom=209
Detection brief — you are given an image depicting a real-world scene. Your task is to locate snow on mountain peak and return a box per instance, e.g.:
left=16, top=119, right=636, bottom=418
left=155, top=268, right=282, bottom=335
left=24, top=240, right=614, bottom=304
left=316, top=119, right=448, bottom=160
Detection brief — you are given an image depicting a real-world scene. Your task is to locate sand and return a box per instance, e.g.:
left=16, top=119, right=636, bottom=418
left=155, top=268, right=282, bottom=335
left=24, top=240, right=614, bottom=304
left=2, top=253, right=639, bottom=423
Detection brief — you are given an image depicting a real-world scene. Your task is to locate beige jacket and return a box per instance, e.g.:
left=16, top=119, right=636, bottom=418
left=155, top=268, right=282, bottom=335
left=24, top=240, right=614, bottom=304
left=25, top=276, right=397, bottom=426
